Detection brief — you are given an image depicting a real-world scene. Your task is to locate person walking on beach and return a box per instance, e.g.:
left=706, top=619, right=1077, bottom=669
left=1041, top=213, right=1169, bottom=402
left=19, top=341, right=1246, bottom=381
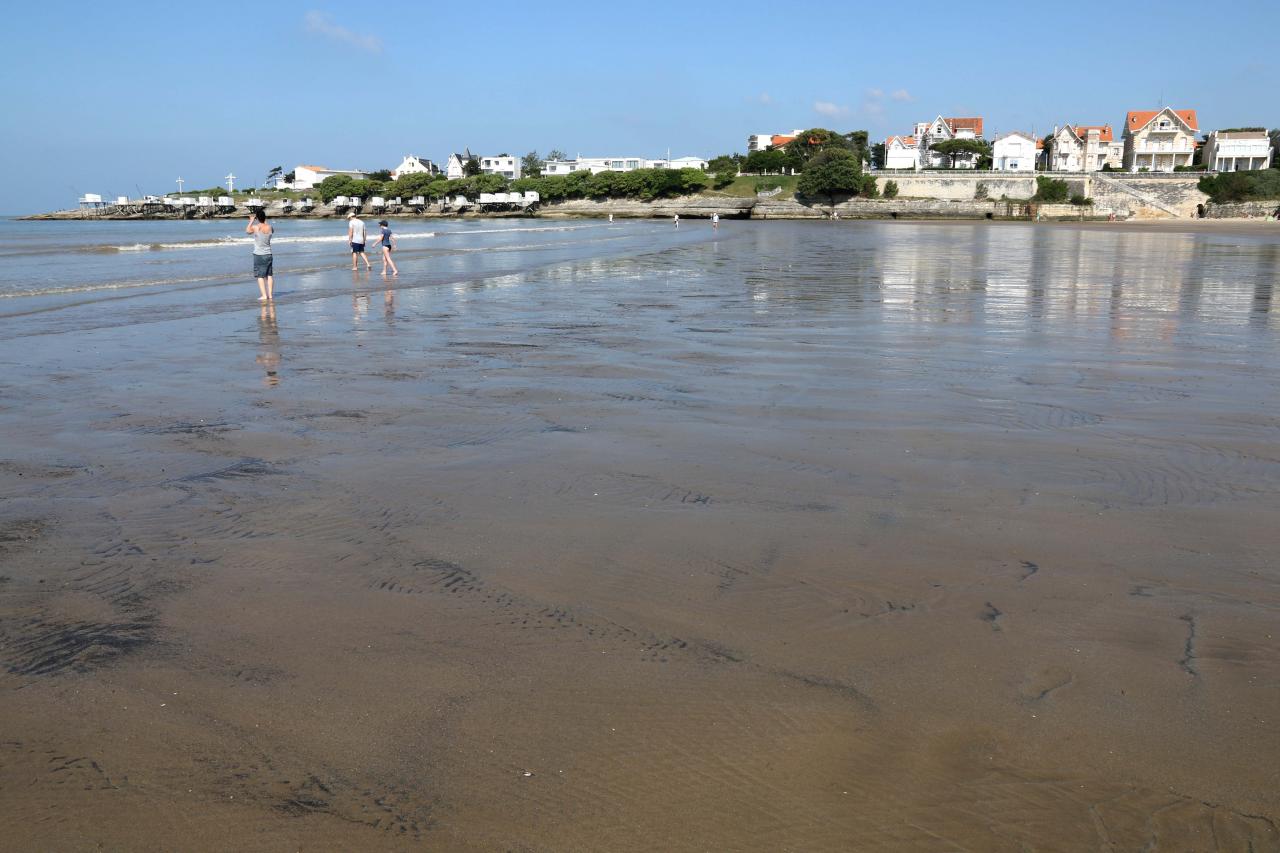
left=377, top=220, right=398, bottom=277
left=712, top=213, right=719, bottom=231
left=673, top=214, right=680, bottom=229
left=348, top=212, right=371, bottom=271
left=246, top=209, right=274, bottom=301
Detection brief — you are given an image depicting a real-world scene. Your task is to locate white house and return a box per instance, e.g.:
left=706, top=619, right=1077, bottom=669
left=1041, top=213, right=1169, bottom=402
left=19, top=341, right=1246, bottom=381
left=991, top=132, right=1037, bottom=172
left=748, top=130, right=804, bottom=153
left=445, top=152, right=471, bottom=180
left=541, top=156, right=709, bottom=176
left=912, top=116, right=984, bottom=168
left=280, top=164, right=367, bottom=190
left=479, top=155, right=521, bottom=179
left=1201, top=130, right=1272, bottom=172
left=883, top=135, right=919, bottom=170
left=1045, top=124, right=1123, bottom=172
left=1122, top=108, right=1198, bottom=172
left=446, top=151, right=521, bottom=180
left=390, top=155, right=440, bottom=179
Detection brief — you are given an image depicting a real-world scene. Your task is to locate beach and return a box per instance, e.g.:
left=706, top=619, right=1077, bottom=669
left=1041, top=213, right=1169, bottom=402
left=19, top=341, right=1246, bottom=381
left=1, top=217, right=1278, bottom=850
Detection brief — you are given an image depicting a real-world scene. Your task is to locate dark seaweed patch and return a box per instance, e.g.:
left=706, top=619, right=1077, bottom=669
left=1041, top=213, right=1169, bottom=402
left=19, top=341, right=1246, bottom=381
left=3, top=617, right=153, bottom=676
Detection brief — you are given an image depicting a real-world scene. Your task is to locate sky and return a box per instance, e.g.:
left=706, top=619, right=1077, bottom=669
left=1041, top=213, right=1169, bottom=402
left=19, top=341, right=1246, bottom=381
left=2, top=0, right=1278, bottom=213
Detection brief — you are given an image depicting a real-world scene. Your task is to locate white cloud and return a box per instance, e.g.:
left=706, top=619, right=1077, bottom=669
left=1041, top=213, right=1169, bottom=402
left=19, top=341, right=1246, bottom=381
left=304, top=10, right=382, bottom=53
left=865, top=88, right=885, bottom=99
left=814, top=101, right=850, bottom=118
left=754, top=92, right=774, bottom=105
left=891, top=89, right=913, bottom=102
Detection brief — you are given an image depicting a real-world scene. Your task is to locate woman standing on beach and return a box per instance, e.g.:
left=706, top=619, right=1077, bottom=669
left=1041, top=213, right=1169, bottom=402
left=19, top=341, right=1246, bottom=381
left=246, top=210, right=274, bottom=301
left=377, top=220, right=398, bottom=277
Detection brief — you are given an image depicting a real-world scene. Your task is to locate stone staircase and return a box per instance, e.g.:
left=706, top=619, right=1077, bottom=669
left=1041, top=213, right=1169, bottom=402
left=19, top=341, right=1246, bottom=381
left=1089, top=174, right=1184, bottom=218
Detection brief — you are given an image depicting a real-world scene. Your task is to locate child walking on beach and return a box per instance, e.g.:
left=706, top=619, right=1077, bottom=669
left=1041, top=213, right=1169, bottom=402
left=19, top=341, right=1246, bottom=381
left=377, top=220, right=398, bottom=277
left=246, top=210, right=274, bottom=301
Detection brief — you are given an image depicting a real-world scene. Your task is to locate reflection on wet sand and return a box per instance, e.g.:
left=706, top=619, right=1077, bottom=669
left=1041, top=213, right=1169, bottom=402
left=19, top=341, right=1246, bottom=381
left=0, top=221, right=1277, bottom=851
left=255, top=303, right=280, bottom=387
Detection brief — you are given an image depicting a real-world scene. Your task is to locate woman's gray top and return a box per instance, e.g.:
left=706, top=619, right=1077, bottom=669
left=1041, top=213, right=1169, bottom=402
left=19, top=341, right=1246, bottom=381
left=253, top=226, right=272, bottom=255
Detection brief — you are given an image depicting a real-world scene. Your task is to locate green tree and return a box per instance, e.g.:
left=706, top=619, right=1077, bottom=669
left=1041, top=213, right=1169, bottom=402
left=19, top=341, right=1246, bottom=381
left=367, top=169, right=393, bottom=182
left=391, top=172, right=439, bottom=200
left=844, top=130, right=870, bottom=165
left=785, top=128, right=840, bottom=168
left=316, top=174, right=357, bottom=203
left=521, top=151, right=543, bottom=178
left=546, top=149, right=567, bottom=163
left=745, top=149, right=788, bottom=175
left=883, top=180, right=899, bottom=199
left=796, top=148, right=862, bottom=202
left=463, top=157, right=482, bottom=177
left=707, top=155, right=738, bottom=189
left=871, top=142, right=886, bottom=169
left=930, top=139, right=991, bottom=169
left=1032, top=176, right=1068, bottom=202
left=265, top=165, right=283, bottom=186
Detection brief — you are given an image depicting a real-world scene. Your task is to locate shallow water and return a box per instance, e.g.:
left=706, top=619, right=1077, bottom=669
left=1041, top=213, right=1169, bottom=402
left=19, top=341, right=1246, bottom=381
left=1, top=219, right=1278, bottom=850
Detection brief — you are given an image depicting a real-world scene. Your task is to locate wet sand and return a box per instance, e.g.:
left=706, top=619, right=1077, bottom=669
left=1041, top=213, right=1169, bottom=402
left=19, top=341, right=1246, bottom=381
left=1, top=221, right=1278, bottom=851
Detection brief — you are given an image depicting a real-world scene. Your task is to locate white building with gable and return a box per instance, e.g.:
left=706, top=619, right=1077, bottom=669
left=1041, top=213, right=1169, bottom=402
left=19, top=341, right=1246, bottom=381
left=883, top=135, right=919, bottom=170
left=1122, top=108, right=1198, bottom=172
left=390, top=155, right=440, bottom=179
left=991, top=132, right=1037, bottom=172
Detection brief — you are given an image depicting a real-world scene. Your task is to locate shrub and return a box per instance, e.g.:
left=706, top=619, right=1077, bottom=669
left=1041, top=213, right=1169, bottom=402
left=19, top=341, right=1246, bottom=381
left=883, top=180, right=899, bottom=199
left=1032, top=176, right=1068, bottom=203
left=860, top=174, right=879, bottom=198
left=1198, top=170, right=1280, bottom=203
left=974, top=182, right=989, bottom=200
left=1069, top=193, right=1092, bottom=206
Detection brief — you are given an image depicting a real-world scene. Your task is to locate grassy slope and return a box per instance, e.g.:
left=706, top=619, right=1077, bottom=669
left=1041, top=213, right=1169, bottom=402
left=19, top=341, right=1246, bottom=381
left=702, top=175, right=798, bottom=199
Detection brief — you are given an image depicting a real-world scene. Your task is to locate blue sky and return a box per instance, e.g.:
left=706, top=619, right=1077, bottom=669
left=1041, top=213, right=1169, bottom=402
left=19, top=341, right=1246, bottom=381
left=2, top=0, right=1278, bottom=212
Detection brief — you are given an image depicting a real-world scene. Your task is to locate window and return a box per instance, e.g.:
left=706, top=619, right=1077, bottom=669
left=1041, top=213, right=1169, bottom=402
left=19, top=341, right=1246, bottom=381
left=626, top=160, right=639, bottom=169
left=611, top=160, right=624, bottom=169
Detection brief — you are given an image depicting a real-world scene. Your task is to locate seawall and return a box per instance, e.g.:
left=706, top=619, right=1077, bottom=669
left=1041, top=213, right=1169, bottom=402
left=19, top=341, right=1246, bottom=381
left=22, top=174, right=1233, bottom=222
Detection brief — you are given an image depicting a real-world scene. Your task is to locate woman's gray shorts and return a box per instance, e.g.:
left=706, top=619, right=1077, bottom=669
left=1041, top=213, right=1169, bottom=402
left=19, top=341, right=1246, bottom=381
left=254, top=254, right=274, bottom=278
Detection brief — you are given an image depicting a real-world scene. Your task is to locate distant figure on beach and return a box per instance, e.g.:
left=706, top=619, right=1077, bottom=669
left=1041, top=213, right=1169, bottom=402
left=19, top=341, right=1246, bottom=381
left=608, top=213, right=614, bottom=223
left=712, top=213, right=719, bottom=230
left=377, top=220, right=398, bottom=277
left=246, top=210, right=273, bottom=301
left=673, top=214, right=680, bottom=229
left=347, top=212, right=371, bottom=271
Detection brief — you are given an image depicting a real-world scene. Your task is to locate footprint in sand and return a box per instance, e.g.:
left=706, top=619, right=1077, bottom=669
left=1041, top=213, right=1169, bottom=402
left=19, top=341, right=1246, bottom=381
left=1018, top=665, right=1073, bottom=702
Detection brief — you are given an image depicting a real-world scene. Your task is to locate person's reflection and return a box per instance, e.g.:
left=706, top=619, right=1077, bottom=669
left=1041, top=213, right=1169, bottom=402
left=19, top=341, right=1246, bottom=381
left=384, top=287, right=396, bottom=325
left=255, top=303, right=281, bottom=387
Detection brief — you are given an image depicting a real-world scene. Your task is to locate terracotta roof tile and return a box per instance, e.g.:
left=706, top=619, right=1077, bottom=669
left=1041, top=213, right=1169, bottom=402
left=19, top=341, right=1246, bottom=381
left=945, top=117, right=984, bottom=136
left=1073, top=124, right=1114, bottom=142
left=1126, top=109, right=1198, bottom=132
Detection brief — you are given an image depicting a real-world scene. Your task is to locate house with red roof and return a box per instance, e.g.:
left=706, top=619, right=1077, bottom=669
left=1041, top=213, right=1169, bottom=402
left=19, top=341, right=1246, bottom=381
left=1044, top=124, right=1123, bottom=172
left=883, top=135, right=919, bottom=170
left=912, top=115, right=985, bottom=168
left=1122, top=108, right=1198, bottom=172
